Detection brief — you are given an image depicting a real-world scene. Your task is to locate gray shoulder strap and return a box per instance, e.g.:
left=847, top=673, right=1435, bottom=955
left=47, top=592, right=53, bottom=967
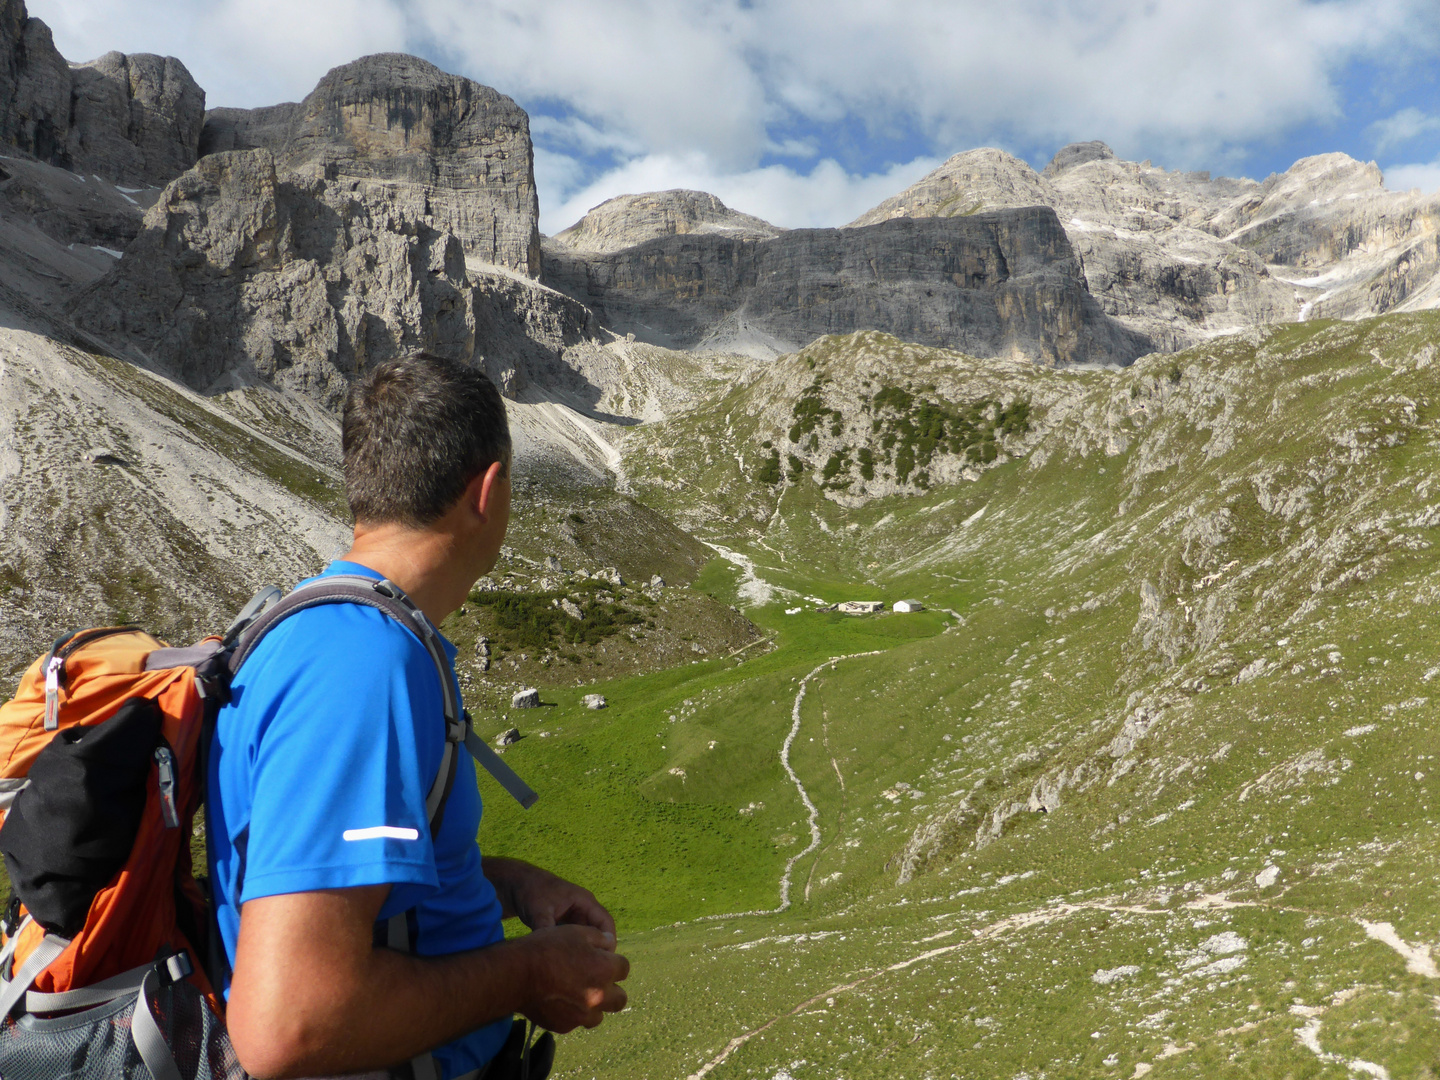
left=132, top=969, right=184, bottom=1080
left=465, top=718, right=538, bottom=809
left=228, top=577, right=537, bottom=810
left=0, top=930, right=69, bottom=1019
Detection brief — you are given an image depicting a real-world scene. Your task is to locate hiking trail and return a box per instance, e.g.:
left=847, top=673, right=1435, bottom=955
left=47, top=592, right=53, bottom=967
left=689, top=652, right=882, bottom=924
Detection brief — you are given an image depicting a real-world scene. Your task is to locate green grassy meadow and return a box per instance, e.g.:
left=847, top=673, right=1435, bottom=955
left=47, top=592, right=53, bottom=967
left=473, top=314, right=1440, bottom=1079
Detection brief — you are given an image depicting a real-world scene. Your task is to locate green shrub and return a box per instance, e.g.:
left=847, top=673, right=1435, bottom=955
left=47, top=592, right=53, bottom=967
left=755, top=449, right=782, bottom=485
left=467, top=584, right=643, bottom=651
left=870, top=384, right=1030, bottom=484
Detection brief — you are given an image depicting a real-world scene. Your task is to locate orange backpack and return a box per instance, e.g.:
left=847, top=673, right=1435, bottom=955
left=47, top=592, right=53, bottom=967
left=0, top=624, right=233, bottom=1078
left=0, top=577, right=538, bottom=1080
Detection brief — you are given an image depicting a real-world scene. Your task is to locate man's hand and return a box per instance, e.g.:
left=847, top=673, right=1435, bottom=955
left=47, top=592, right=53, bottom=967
left=483, top=856, right=616, bottom=935
left=518, top=924, right=629, bottom=1033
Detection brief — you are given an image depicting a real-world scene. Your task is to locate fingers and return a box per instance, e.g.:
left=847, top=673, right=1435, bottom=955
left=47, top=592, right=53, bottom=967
left=520, top=926, right=630, bottom=1033
left=567, top=898, right=613, bottom=938
left=572, top=985, right=626, bottom=1029
left=601, top=982, right=628, bottom=1013
left=552, top=890, right=616, bottom=936
left=530, top=980, right=625, bottom=1034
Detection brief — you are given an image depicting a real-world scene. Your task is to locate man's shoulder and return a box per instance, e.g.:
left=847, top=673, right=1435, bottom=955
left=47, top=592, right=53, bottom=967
left=262, top=599, right=426, bottom=657
left=231, top=599, right=434, bottom=699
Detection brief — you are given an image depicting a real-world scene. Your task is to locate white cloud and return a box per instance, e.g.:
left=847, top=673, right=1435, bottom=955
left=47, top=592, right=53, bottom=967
left=30, top=0, right=410, bottom=107
left=35, top=0, right=1440, bottom=154
left=27, top=0, right=1440, bottom=228
left=460, top=0, right=1431, bottom=167
left=539, top=151, right=942, bottom=235
left=1383, top=160, right=1440, bottom=194
left=1369, top=108, right=1440, bottom=154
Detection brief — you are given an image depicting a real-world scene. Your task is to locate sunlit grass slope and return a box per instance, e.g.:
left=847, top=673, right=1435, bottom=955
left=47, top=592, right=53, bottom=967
left=481, top=313, right=1440, bottom=1079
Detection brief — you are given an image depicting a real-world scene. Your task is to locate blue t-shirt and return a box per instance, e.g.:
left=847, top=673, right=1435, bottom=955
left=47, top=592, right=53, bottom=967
left=209, top=561, right=511, bottom=1076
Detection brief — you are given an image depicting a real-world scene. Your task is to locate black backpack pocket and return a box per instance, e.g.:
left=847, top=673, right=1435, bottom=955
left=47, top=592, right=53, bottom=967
left=0, top=697, right=161, bottom=935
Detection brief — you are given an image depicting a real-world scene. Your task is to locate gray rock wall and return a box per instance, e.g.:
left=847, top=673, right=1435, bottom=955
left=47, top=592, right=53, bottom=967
left=71, top=149, right=477, bottom=408
left=0, top=0, right=70, bottom=165
left=469, top=268, right=599, bottom=396
left=67, top=52, right=205, bottom=187
left=199, top=54, right=541, bottom=278
left=0, top=0, right=202, bottom=186
left=848, top=144, right=1296, bottom=350
left=545, top=207, right=1150, bottom=366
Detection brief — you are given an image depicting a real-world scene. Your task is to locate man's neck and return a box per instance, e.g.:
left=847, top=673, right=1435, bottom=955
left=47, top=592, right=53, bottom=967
left=339, top=525, right=470, bottom=626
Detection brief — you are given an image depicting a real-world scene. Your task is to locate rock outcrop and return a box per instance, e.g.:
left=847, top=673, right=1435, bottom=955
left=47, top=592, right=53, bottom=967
left=551, top=189, right=782, bottom=253
left=1208, top=153, right=1440, bottom=319
left=468, top=265, right=600, bottom=397
left=849, top=148, right=1055, bottom=227
left=847, top=141, right=1440, bottom=348
left=545, top=206, right=1148, bottom=365
left=0, top=0, right=70, bottom=165
left=850, top=145, right=1295, bottom=351
left=1043, top=148, right=1295, bottom=351
left=72, top=149, right=476, bottom=408
left=0, top=0, right=202, bottom=186
left=66, top=52, right=205, bottom=187
left=199, top=55, right=541, bottom=277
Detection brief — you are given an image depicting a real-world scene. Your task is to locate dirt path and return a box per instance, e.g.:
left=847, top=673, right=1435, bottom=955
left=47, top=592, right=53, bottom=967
left=689, top=652, right=882, bottom=923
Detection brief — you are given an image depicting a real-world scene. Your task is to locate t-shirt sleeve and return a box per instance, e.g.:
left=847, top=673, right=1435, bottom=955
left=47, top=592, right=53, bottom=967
left=235, top=605, right=445, bottom=917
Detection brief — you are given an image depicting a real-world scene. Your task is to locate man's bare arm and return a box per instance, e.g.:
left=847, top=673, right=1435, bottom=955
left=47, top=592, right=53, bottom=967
left=226, top=884, right=628, bottom=1080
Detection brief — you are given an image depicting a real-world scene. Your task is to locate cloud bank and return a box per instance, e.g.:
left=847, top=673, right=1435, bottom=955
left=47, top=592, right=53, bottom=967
left=29, top=0, right=1440, bottom=231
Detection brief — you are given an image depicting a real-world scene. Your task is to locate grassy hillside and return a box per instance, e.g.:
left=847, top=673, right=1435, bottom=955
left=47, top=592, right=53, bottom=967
left=478, top=313, right=1440, bottom=1078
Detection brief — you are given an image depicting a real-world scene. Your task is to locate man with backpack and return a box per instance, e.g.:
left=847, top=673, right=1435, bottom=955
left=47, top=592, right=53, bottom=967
left=210, top=353, right=629, bottom=1079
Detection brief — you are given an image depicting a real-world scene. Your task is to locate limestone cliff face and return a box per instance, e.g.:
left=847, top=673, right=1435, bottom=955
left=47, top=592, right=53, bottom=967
left=71, top=149, right=477, bottom=409
left=552, top=189, right=782, bottom=253
left=847, top=141, right=1440, bottom=344
left=0, top=0, right=68, bottom=166
left=545, top=207, right=1149, bottom=366
left=1042, top=148, right=1296, bottom=351
left=849, top=148, right=1056, bottom=227
left=200, top=55, right=541, bottom=278
left=851, top=144, right=1294, bottom=351
left=1206, top=153, right=1440, bottom=319
left=66, top=52, right=205, bottom=188
left=0, top=0, right=203, bottom=186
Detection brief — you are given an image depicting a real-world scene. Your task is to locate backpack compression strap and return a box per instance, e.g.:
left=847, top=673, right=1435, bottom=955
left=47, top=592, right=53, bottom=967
left=228, top=576, right=538, bottom=812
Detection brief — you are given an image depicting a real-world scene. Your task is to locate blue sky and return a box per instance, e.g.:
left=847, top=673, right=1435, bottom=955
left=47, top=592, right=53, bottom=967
left=31, top=0, right=1440, bottom=233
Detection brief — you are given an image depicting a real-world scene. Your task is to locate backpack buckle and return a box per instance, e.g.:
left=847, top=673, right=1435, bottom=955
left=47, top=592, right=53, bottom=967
left=155, top=949, right=193, bottom=987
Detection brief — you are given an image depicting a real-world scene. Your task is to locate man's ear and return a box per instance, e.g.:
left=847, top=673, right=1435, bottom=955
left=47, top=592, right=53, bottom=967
left=473, top=460, right=507, bottom=523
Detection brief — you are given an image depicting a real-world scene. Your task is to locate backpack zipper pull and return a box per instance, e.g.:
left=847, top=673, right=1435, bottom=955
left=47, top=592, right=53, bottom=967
left=43, top=656, right=63, bottom=731
left=155, top=747, right=179, bottom=828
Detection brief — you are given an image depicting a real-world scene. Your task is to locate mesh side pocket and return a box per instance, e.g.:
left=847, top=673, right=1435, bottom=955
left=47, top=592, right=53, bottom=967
left=0, top=978, right=246, bottom=1080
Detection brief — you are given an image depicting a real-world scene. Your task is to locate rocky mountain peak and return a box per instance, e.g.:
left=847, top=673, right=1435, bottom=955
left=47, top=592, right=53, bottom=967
left=847, top=148, right=1055, bottom=228
left=67, top=51, right=205, bottom=187
left=1042, top=140, right=1116, bottom=176
left=0, top=0, right=69, bottom=165
left=200, top=53, right=541, bottom=276
left=0, top=0, right=203, bottom=187
left=551, top=188, right=781, bottom=253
